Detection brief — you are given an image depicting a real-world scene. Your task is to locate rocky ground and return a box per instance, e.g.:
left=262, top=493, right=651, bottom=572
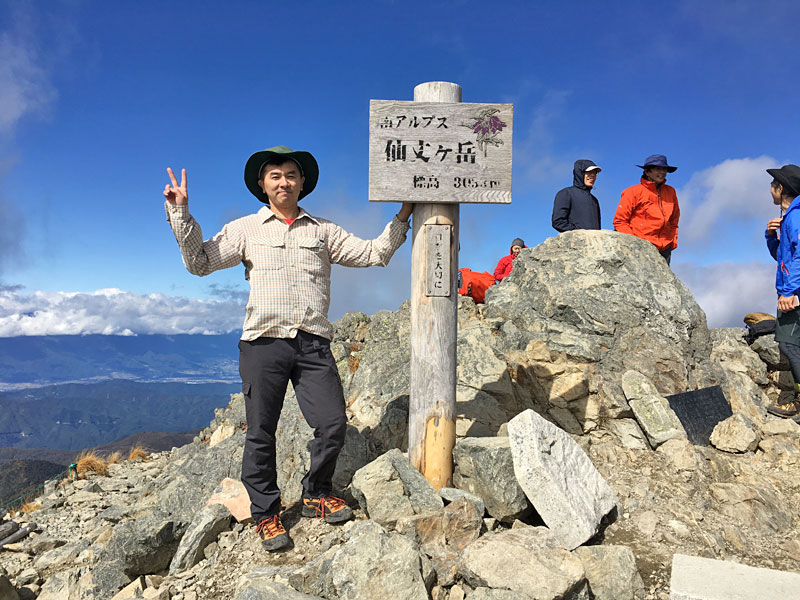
left=1, top=230, right=798, bottom=600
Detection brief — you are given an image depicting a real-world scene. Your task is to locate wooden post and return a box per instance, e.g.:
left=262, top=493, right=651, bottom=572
left=408, top=81, right=461, bottom=490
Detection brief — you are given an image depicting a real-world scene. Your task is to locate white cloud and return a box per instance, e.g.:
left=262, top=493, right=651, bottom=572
left=0, top=26, right=56, bottom=135
left=677, top=156, right=777, bottom=243
left=0, top=288, right=244, bottom=337
left=672, top=261, right=776, bottom=328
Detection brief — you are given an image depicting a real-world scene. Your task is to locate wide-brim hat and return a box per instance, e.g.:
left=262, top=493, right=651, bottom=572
left=766, top=164, right=800, bottom=197
left=244, top=145, right=319, bottom=204
left=636, top=154, right=677, bottom=173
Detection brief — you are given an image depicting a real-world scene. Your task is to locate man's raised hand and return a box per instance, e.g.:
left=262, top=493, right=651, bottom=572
left=164, top=168, right=188, bottom=206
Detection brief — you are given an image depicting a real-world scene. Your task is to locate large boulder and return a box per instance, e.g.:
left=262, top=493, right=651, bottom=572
left=483, top=230, right=725, bottom=428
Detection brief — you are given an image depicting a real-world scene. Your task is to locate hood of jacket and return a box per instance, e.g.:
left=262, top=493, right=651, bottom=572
left=572, top=159, right=598, bottom=190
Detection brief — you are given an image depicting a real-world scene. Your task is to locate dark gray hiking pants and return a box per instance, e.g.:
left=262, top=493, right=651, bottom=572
left=239, top=331, right=346, bottom=522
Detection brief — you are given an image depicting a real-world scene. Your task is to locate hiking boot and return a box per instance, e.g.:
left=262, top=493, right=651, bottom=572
left=302, top=495, right=353, bottom=524
left=256, top=515, right=290, bottom=551
left=767, top=399, right=800, bottom=418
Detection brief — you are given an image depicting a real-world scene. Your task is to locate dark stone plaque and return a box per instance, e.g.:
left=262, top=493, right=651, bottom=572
left=666, top=385, right=732, bottom=446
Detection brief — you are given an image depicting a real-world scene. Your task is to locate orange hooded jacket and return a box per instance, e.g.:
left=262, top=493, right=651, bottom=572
left=613, top=177, right=680, bottom=252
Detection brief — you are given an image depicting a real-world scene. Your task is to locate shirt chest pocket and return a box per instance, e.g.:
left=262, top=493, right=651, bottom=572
left=293, top=237, right=328, bottom=275
left=249, top=237, right=285, bottom=270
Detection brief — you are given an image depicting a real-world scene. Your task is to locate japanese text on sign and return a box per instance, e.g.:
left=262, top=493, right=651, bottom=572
left=426, top=225, right=451, bottom=297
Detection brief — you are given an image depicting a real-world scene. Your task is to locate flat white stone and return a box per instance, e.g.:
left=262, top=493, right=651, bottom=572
left=670, top=553, right=800, bottom=600
left=507, top=409, right=616, bottom=549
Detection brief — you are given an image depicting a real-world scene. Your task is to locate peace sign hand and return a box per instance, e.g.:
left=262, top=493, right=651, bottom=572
left=164, top=168, right=188, bottom=206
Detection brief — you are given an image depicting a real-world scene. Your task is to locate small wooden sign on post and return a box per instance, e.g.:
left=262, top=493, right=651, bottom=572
left=369, top=82, right=513, bottom=490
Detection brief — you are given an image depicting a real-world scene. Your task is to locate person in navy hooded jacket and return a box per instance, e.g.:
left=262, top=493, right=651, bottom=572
left=765, top=164, right=800, bottom=417
left=552, top=159, right=602, bottom=232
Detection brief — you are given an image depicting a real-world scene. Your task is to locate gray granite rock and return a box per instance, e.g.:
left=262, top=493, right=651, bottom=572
left=574, top=545, right=645, bottom=600
left=453, top=437, right=531, bottom=523
left=349, top=449, right=442, bottom=527
left=710, top=413, right=760, bottom=453
left=291, top=520, right=430, bottom=600
left=459, top=528, right=588, bottom=599
left=169, top=503, right=231, bottom=574
left=508, top=409, right=616, bottom=549
left=439, top=487, right=485, bottom=517
left=622, top=370, right=687, bottom=448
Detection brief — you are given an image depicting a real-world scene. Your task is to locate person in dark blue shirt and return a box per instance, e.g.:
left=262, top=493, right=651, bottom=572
left=552, top=159, right=602, bottom=232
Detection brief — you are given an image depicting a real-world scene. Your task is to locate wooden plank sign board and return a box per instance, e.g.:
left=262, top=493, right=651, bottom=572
left=666, top=385, right=733, bottom=446
left=369, top=100, right=513, bottom=204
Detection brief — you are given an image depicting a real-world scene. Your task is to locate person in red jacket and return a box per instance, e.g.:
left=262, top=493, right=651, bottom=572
left=613, top=154, right=680, bottom=265
left=494, top=237, right=526, bottom=282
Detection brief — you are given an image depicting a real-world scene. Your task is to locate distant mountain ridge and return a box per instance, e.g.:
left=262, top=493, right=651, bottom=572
left=0, top=380, right=237, bottom=450
left=0, top=333, right=241, bottom=389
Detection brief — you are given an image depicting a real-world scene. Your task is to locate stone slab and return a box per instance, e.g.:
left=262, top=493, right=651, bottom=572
left=670, top=553, right=800, bottom=599
left=507, top=409, right=616, bottom=549
left=623, top=371, right=687, bottom=448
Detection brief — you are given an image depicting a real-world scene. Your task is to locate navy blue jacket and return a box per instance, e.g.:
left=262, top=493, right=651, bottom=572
left=552, top=160, right=601, bottom=232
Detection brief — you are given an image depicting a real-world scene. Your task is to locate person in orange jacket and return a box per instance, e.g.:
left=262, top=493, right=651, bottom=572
left=494, top=237, right=526, bottom=282
left=613, top=154, right=680, bottom=265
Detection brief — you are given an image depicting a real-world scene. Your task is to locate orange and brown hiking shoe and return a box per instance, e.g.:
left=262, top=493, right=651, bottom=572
left=767, top=399, right=800, bottom=418
left=301, top=495, right=353, bottom=524
left=256, top=515, right=290, bottom=551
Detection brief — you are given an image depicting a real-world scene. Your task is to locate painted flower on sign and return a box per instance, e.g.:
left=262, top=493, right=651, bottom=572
left=466, top=108, right=506, bottom=156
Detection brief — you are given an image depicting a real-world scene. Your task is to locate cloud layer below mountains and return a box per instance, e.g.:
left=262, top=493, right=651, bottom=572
left=0, top=288, right=244, bottom=337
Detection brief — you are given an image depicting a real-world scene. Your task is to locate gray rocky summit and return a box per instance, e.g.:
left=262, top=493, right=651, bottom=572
left=1, top=230, right=798, bottom=599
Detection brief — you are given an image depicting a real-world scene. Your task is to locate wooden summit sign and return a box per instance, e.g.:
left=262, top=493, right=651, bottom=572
left=369, top=100, right=513, bottom=204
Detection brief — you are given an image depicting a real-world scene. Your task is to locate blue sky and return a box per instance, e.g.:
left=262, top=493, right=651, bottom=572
left=1, top=0, right=799, bottom=336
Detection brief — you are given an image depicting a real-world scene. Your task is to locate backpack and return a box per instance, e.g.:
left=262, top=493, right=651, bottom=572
left=743, top=312, right=776, bottom=344
left=458, top=268, right=496, bottom=304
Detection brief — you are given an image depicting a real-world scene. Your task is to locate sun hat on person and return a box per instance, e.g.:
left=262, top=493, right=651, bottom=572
left=244, top=146, right=319, bottom=203
left=636, top=154, right=677, bottom=173
left=766, top=164, right=800, bottom=197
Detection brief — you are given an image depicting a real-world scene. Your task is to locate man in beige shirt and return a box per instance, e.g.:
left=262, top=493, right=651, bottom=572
left=164, top=146, right=412, bottom=551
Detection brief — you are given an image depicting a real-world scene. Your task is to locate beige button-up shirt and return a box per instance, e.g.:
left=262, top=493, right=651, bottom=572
left=166, top=203, right=410, bottom=341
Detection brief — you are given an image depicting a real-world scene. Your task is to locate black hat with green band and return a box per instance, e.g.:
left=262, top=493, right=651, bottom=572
left=244, top=145, right=319, bottom=204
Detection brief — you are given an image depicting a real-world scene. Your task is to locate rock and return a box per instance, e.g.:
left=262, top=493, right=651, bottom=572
left=207, top=478, right=252, bottom=523
left=291, top=520, right=430, bottom=600
left=33, top=539, right=90, bottom=571
left=452, top=437, right=531, bottom=523
left=709, top=414, right=760, bottom=453
left=92, top=508, right=182, bottom=597
left=508, top=409, right=616, bottom=549
left=759, top=418, right=800, bottom=436
left=656, top=439, right=704, bottom=472
left=669, top=553, right=800, bottom=599
left=605, top=419, right=650, bottom=450
left=209, top=423, right=236, bottom=448
left=622, top=371, right=687, bottom=447
left=439, top=487, right=485, bottom=517
left=574, top=545, right=645, bottom=600
left=483, top=230, right=721, bottom=425
left=709, top=483, right=792, bottom=533
left=459, top=528, right=588, bottom=599
left=710, top=328, right=769, bottom=386
left=349, top=449, right=442, bottom=528
left=110, top=576, right=145, bottom=599
left=235, top=576, right=320, bottom=599
left=169, top=503, right=231, bottom=574
left=37, top=568, right=81, bottom=600
left=468, top=589, right=535, bottom=600
left=749, top=335, right=786, bottom=370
